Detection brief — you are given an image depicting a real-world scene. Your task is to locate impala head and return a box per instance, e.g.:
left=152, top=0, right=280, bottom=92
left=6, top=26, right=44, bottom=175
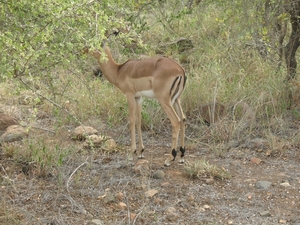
left=83, top=47, right=102, bottom=60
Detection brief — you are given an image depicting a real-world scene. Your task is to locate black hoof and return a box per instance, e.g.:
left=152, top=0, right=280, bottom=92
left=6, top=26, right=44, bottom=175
left=172, top=149, right=177, bottom=160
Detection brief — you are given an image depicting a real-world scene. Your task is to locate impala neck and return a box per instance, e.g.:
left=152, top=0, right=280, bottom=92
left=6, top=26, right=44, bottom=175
left=97, top=47, right=119, bottom=85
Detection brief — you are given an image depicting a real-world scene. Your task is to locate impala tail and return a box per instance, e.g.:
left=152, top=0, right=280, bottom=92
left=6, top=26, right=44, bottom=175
left=170, top=75, right=187, bottom=105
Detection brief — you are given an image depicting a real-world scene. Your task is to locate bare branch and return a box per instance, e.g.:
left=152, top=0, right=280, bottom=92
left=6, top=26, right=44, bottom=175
left=66, top=157, right=89, bottom=192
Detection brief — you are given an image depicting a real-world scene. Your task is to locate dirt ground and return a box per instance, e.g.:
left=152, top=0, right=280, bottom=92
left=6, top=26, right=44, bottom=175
left=1, top=111, right=300, bottom=225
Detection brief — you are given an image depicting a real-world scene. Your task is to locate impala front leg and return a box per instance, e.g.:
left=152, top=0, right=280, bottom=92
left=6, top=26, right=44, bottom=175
left=135, top=97, right=145, bottom=158
left=127, top=95, right=137, bottom=161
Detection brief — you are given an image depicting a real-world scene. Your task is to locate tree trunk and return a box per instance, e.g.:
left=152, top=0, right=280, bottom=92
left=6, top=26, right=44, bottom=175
left=285, top=1, right=300, bottom=80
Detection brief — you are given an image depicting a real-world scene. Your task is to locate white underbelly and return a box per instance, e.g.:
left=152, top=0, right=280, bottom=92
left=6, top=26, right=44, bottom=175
left=135, top=90, right=156, bottom=98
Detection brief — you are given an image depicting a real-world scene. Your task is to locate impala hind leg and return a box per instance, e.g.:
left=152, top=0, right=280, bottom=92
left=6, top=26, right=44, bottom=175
left=160, top=102, right=181, bottom=166
left=174, top=98, right=186, bottom=163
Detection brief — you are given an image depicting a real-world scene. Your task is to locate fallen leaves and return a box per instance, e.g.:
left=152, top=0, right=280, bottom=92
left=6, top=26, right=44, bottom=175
left=145, top=189, right=158, bottom=198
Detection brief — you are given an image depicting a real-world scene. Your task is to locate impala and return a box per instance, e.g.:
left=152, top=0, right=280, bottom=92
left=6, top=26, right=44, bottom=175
left=85, top=46, right=186, bottom=166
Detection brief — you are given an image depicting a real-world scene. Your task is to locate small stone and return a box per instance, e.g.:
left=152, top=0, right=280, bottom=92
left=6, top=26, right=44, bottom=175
left=255, top=181, right=272, bottom=190
left=165, top=212, right=179, bottom=222
left=259, top=210, right=271, bottom=217
left=153, top=170, right=165, bottom=179
left=250, top=157, right=262, bottom=164
left=205, top=178, right=214, bottom=184
left=102, top=193, right=116, bottom=204
left=280, top=181, right=291, bottom=187
left=165, top=207, right=176, bottom=214
left=203, top=204, right=211, bottom=210
left=279, top=219, right=287, bottom=224
left=228, top=220, right=234, bottom=225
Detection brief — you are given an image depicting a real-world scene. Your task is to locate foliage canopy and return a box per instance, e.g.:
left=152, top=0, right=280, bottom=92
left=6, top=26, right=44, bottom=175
left=0, top=0, right=139, bottom=80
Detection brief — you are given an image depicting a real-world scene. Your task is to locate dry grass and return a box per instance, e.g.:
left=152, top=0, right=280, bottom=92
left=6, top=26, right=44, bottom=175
left=184, top=158, right=231, bottom=180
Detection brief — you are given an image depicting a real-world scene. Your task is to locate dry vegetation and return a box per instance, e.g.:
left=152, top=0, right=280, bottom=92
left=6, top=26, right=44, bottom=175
left=1, top=1, right=300, bottom=224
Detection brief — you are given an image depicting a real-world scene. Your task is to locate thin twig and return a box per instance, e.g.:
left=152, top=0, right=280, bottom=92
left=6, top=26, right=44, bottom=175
left=66, top=157, right=89, bottom=192
left=22, top=124, right=56, bottom=134
left=124, top=191, right=131, bottom=225
left=132, top=203, right=146, bottom=225
left=0, top=164, right=18, bottom=193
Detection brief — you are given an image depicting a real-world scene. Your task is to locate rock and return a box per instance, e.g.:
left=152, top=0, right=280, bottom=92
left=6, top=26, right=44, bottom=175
left=165, top=212, right=179, bottom=222
left=102, top=138, right=117, bottom=151
left=84, top=134, right=105, bottom=148
left=255, top=181, right=272, bottom=190
left=87, top=219, right=104, bottom=225
left=246, top=193, right=255, bottom=200
left=72, top=126, right=98, bottom=141
left=205, top=178, right=214, bottom=184
left=0, top=113, right=19, bottom=135
left=0, top=125, right=27, bottom=143
left=102, top=193, right=116, bottom=204
left=203, top=204, right=211, bottom=210
left=166, top=207, right=176, bottom=213
left=165, top=207, right=180, bottom=222
left=153, top=170, right=165, bottom=179
left=250, top=157, right=262, bottom=164
left=280, top=181, right=291, bottom=187
left=259, top=210, right=271, bottom=217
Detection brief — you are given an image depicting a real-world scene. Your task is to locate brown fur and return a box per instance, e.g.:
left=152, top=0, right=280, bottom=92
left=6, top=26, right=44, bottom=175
left=86, top=46, right=187, bottom=166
